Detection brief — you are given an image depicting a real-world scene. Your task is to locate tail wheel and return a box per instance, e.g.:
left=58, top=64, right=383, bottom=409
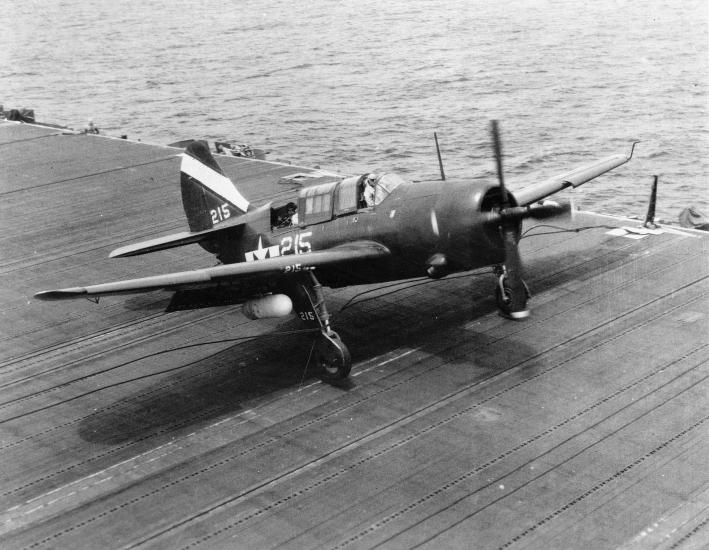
left=314, top=331, right=352, bottom=381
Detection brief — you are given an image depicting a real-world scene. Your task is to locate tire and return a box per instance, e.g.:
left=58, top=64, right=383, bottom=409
left=314, top=331, right=352, bottom=381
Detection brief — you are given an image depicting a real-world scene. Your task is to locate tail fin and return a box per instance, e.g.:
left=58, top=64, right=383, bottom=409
left=180, top=141, right=250, bottom=232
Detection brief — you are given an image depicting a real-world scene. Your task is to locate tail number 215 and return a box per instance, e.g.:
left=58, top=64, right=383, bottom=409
left=210, top=203, right=231, bottom=225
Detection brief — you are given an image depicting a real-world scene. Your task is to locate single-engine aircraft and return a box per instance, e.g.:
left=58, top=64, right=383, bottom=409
left=35, top=121, right=636, bottom=380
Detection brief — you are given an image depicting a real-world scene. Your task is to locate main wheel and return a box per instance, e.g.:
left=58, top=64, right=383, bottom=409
left=495, top=275, right=531, bottom=318
left=314, top=331, right=352, bottom=381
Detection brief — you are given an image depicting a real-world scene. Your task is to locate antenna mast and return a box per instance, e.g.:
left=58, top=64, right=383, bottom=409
left=434, top=132, right=446, bottom=181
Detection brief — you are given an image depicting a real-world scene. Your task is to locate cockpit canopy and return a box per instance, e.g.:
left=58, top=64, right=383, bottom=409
left=272, top=172, right=408, bottom=229
left=337, top=172, right=407, bottom=212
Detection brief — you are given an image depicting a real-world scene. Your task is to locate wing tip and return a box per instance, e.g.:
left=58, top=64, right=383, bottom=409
left=34, top=288, right=88, bottom=301
left=628, top=140, right=640, bottom=160
left=108, top=247, right=132, bottom=258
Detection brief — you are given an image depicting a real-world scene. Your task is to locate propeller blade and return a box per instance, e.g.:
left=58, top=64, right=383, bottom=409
left=491, top=120, right=510, bottom=207
left=501, top=224, right=529, bottom=318
left=481, top=201, right=572, bottom=226
left=524, top=201, right=572, bottom=219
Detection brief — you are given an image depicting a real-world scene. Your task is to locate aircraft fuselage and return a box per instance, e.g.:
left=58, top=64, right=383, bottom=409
left=221, top=179, right=509, bottom=289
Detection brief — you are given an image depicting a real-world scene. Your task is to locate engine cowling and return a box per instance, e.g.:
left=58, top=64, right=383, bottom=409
left=242, top=294, right=293, bottom=320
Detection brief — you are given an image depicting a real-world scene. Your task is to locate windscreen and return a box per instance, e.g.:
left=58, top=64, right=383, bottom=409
left=371, top=173, right=406, bottom=205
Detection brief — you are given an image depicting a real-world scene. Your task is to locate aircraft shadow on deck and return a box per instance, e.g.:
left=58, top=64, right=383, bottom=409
left=75, top=296, right=518, bottom=445
left=77, top=239, right=621, bottom=445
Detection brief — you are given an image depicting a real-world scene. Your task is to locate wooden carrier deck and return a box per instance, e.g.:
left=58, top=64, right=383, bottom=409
left=1, top=120, right=707, bottom=549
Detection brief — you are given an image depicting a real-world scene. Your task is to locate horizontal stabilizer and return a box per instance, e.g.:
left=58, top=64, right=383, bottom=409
left=514, top=142, right=638, bottom=206
left=110, top=217, right=246, bottom=258
left=35, top=241, right=391, bottom=301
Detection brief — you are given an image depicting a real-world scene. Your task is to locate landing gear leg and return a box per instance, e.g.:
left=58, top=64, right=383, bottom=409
left=493, top=265, right=531, bottom=319
left=289, top=272, right=352, bottom=380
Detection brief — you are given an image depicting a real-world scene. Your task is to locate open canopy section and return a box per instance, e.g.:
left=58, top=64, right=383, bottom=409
left=368, top=173, right=406, bottom=206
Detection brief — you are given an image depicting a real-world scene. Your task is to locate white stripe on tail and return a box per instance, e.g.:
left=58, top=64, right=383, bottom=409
left=180, top=152, right=249, bottom=214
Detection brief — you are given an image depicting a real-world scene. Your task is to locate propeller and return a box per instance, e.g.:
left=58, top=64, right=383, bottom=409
left=489, top=120, right=532, bottom=319
left=486, top=121, right=580, bottom=319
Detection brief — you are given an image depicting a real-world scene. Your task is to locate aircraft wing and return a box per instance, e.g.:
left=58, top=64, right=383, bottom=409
left=513, top=142, right=638, bottom=206
left=34, top=241, right=390, bottom=301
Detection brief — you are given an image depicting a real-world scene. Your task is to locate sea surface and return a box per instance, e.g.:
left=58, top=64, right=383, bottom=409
left=1, top=0, right=707, bottom=220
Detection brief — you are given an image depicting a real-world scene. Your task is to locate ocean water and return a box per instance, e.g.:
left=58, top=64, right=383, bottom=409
left=1, top=0, right=707, bottom=220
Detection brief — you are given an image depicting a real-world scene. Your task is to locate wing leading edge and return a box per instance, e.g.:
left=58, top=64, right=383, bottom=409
left=34, top=241, right=390, bottom=301
left=514, top=142, right=638, bottom=207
